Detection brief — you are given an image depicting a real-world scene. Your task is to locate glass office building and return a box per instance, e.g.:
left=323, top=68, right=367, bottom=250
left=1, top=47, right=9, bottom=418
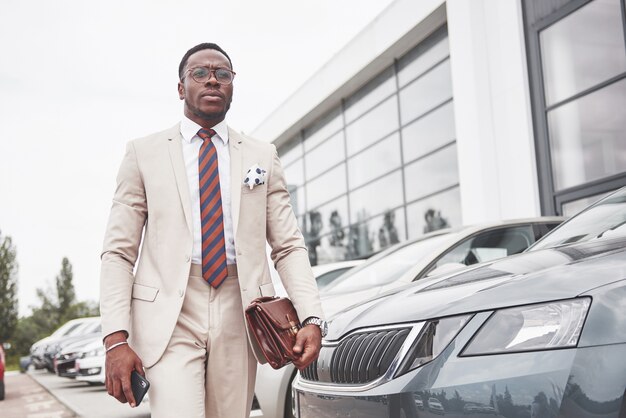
left=254, top=0, right=626, bottom=266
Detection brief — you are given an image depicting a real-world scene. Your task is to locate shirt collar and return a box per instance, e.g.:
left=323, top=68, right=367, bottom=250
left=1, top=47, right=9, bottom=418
left=180, top=116, right=229, bottom=145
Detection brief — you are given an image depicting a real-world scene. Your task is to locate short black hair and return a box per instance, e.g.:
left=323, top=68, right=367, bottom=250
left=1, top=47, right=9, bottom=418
left=178, top=43, right=233, bottom=79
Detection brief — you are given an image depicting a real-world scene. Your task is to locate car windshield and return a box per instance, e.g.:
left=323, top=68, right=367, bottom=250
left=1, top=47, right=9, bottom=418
left=530, top=187, right=626, bottom=251
left=322, top=232, right=454, bottom=294
left=50, top=321, right=83, bottom=338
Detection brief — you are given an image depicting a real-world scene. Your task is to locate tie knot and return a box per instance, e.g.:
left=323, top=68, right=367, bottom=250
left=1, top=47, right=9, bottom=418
left=197, top=128, right=216, bottom=141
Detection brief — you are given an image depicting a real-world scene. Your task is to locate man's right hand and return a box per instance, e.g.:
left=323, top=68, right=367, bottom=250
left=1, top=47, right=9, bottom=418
left=104, top=331, right=144, bottom=408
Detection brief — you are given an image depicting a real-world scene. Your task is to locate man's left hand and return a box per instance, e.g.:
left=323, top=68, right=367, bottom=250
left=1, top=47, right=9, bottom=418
left=292, top=324, right=322, bottom=370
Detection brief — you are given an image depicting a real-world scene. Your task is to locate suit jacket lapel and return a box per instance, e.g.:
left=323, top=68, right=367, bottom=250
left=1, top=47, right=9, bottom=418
left=229, top=126, right=243, bottom=239
left=167, top=124, right=193, bottom=234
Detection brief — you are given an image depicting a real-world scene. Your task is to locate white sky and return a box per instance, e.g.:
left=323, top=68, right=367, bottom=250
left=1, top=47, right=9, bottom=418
left=0, top=0, right=395, bottom=316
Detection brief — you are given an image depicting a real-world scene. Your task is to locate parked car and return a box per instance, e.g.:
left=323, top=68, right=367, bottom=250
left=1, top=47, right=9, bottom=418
left=42, top=317, right=101, bottom=372
left=427, top=397, right=445, bottom=415
left=255, top=217, right=563, bottom=418
left=55, top=336, right=102, bottom=378
left=312, top=260, right=365, bottom=292
left=68, top=337, right=105, bottom=385
left=294, top=187, right=626, bottom=418
left=0, top=344, right=5, bottom=400
left=319, top=217, right=563, bottom=317
left=269, top=259, right=365, bottom=298
left=74, top=338, right=106, bottom=385
left=30, top=316, right=99, bottom=370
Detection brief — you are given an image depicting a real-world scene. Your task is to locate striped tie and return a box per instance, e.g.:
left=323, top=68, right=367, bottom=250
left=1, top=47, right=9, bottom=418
left=197, top=128, right=228, bottom=288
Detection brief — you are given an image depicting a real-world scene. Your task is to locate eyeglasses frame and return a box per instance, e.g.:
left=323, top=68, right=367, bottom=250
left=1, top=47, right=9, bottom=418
left=181, top=66, right=236, bottom=85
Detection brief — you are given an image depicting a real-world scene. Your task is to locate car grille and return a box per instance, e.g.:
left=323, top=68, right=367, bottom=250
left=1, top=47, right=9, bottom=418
left=301, top=327, right=411, bottom=384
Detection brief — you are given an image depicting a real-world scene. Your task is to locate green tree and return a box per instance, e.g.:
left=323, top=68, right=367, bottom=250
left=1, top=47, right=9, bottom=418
left=0, top=231, right=19, bottom=344
left=56, top=257, right=76, bottom=322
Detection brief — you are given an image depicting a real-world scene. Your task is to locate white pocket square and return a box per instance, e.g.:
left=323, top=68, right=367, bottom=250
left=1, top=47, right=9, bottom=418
left=244, top=164, right=266, bottom=189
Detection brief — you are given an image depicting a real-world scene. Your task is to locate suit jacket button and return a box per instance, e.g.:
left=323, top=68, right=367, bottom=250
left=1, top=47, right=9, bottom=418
left=179, top=289, right=184, bottom=297
left=186, top=255, right=191, bottom=262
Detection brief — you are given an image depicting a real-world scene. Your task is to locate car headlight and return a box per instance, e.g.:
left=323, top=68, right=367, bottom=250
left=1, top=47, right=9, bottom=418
left=396, top=314, right=472, bottom=376
left=462, top=297, right=591, bottom=356
left=80, top=346, right=105, bottom=358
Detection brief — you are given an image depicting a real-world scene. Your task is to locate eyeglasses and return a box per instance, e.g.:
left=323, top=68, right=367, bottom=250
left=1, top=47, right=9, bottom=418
left=183, top=66, right=236, bottom=85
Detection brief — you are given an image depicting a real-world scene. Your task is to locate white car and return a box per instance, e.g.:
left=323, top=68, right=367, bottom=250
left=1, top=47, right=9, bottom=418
left=254, top=217, right=563, bottom=418
left=428, top=397, right=445, bottom=415
left=75, top=338, right=105, bottom=385
left=268, top=259, right=365, bottom=298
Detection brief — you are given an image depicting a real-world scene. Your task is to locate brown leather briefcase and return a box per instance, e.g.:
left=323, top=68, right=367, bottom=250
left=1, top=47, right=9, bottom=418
left=245, top=296, right=301, bottom=369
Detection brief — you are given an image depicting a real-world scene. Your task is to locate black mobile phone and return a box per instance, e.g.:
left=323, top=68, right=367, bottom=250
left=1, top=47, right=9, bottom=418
left=130, top=370, right=150, bottom=406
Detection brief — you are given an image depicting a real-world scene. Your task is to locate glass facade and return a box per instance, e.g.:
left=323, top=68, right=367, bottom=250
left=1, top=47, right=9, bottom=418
left=278, top=26, right=459, bottom=265
left=527, top=0, right=626, bottom=213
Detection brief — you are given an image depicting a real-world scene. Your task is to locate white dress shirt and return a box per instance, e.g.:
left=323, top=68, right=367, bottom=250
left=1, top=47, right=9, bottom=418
left=180, top=116, right=236, bottom=265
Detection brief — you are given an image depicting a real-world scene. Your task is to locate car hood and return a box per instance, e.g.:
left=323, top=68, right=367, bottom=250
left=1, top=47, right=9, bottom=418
left=327, top=237, right=626, bottom=341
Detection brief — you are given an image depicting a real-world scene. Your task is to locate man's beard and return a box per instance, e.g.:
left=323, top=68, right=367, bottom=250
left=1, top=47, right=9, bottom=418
left=186, top=98, right=231, bottom=123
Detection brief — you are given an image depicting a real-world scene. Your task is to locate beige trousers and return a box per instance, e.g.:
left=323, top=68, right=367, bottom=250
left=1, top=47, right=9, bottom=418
left=145, top=264, right=256, bottom=418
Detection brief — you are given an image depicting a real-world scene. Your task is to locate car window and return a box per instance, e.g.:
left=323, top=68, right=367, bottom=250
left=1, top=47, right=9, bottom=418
left=531, top=188, right=626, bottom=251
left=68, top=320, right=99, bottom=336
left=323, top=233, right=452, bottom=294
left=51, top=321, right=83, bottom=338
left=431, top=226, right=534, bottom=271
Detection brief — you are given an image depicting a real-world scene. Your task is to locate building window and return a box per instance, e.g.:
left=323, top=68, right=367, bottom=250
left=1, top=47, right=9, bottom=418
left=281, top=26, right=458, bottom=265
left=524, top=0, right=626, bottom=214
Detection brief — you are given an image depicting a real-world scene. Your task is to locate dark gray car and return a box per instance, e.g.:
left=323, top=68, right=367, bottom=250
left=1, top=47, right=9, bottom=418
left=294, top=187, right=626, bottom=418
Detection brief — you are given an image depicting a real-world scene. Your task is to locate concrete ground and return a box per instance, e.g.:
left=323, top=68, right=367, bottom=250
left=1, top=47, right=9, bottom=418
left=1, top=370, right=75, bottom=418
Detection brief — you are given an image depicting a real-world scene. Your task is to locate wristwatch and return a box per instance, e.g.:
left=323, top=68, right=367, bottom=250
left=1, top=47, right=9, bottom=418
left=302, top=317, right=328, bottom=338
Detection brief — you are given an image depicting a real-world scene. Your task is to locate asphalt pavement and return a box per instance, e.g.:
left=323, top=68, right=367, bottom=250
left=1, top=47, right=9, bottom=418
left=1, top=370, right=75, bottom=418
left=3, top=370, right=264, bottom=418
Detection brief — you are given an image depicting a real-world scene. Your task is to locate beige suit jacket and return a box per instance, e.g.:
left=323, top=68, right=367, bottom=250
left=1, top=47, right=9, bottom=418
left=100, top=123, right=324, bottom=368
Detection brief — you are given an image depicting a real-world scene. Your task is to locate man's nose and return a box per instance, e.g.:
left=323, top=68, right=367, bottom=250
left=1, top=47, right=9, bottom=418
left=205, top=72, right=219, bottom=86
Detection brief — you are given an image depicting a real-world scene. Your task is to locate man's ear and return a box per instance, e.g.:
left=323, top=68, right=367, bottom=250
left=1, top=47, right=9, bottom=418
left=178, top=81, right=185, bottom=100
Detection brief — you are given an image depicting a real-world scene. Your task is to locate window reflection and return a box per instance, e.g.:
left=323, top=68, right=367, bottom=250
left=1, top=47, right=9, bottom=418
left=561, top=190, right=612, bottom=217
left=286, top=184, right=305, bottom=216
left=370, top=208, right=406, bottom=253
left=548, top=79, right=626, bottom=190
left=342, top=209, right=406, bottom=259
left=399, top=59, right=452, bottom=125
left=345, top=67, right=396, bottom=123
left=406, top=187, right=462, bottom=239
left=345, top=96, right=399, bottom=156
left=347, top=133, right=401, bottom=189
left=278, top=136, right=302, bottom=166
left=349, top=170, right=403, bottom=222
left=303, top=197, right=348, bottom=265
left=306, top=164, right=347, bottom=209
left=307, top=230, right=351, bottom=265
left=402, top=101, right=456, bottom=163
left=303, top=107, right=343, bottom=151
left=398, top=27, right=449, bottom=88
left=305, top=131, right=345, bottom=179
left=404, top=144, right=459, bottom=202
left=540, top=0, right=626, bottom=106
left=284, top=158, right=304, bottom=186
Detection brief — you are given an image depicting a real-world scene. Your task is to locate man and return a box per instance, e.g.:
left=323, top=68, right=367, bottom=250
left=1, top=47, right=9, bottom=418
left=99, top=43, right=326, bottom=418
